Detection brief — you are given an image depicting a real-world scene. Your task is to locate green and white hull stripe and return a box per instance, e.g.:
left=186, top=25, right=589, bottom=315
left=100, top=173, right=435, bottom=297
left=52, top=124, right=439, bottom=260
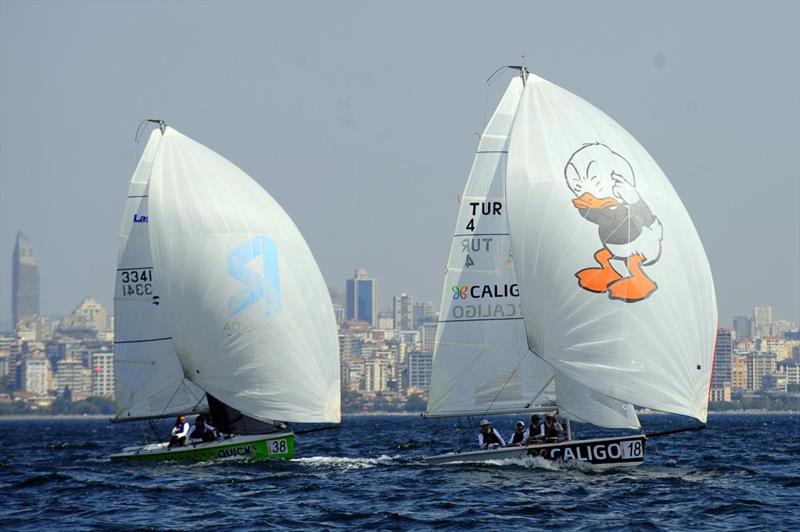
left=110, top=432, right=295, bottom=462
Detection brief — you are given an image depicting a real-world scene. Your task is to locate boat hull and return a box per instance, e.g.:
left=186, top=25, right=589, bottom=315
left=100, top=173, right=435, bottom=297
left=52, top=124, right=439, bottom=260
left=424, top=434, right=646, bottom=469
left=109, top=432, right=295, bottom=462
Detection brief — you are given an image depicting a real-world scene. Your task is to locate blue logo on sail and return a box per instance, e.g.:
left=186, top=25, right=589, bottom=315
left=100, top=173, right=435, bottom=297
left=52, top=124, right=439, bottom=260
left=227, top=236, right=281, bottom=317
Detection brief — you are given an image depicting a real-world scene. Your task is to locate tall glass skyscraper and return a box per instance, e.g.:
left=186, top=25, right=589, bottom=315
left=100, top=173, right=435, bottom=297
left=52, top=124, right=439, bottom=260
left=712, top=327, right=733, bottom=390
left=12, top=231, right=40, bottom=327
left=345, top=270, right=377, bottom=326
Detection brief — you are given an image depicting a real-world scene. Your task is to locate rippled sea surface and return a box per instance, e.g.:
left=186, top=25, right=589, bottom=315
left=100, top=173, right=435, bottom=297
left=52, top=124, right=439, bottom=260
left=1, top=413, right=798, bottom=530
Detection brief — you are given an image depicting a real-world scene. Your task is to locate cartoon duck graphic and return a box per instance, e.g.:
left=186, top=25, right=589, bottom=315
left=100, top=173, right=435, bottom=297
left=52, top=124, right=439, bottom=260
left=564, top=143, right=663, bottom=303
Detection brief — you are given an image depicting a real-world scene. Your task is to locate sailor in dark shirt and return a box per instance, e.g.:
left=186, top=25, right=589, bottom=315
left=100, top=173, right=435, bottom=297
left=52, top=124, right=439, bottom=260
left=543, top=415, right=564, bottom=442
left=525, top=415, right=545, bottom=444
left=507, top=421, right=526, bottom=446
left=477, top=419, right=506, bottom=449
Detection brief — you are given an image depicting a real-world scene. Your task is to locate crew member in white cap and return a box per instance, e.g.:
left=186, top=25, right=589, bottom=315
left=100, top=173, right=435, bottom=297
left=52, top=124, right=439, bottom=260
left=507, top=420, right=526, bottom=446
left=477, top=419, right=506, bottom=449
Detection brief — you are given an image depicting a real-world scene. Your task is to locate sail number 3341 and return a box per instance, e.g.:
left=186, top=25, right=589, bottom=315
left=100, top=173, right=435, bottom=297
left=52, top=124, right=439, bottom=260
left=119, top=269, right=153, bottom=296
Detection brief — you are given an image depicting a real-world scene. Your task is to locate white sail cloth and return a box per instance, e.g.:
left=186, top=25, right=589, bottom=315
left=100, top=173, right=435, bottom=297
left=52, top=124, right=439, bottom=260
left=148, top=128, right=340, bottom=424
left=507, top=72, right=717, bottom=423
left=114, top=130, right=207, bottom=420
left=428, top=78, right=555, bottom=416
left=428, top=76, right=640, bottom=430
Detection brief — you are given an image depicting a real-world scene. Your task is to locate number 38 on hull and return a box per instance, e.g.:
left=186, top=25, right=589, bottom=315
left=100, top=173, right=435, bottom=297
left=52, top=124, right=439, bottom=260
left=423, top=435, right=646, bottom=469
left=109, top=432, right=295, bottom=462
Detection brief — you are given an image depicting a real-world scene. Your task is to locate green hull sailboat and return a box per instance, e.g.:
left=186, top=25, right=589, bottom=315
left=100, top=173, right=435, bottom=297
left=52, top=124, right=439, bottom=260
left=110, top=120, right=341, bottom=462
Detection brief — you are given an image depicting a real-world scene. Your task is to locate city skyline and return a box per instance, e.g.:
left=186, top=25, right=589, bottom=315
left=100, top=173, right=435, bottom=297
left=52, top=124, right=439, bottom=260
left=1, top=1, right=798, bottom=326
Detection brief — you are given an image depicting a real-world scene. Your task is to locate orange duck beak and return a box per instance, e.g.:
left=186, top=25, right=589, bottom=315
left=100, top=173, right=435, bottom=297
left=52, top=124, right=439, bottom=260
left=572, top=192, right=620, bottom=210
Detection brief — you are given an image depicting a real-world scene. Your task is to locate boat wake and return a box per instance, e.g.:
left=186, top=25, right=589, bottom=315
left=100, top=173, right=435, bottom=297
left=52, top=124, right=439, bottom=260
left=459, top=455, right=601, bottom=472
left=292, top=455, right=399, bottom=470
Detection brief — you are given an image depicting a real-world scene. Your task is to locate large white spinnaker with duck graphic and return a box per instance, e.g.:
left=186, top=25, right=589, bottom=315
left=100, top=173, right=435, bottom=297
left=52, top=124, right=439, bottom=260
left=427, top=76, right=640, bottom=430
left=114, top=129, right=207, bottom=421
left=506, top=72, right=717, bottom=423
left=147, top=127, right=340, bottom=425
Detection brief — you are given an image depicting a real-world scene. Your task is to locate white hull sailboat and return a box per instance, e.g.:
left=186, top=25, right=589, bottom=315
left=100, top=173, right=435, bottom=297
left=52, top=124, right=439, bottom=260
left=110, top=120, right=340, bottom=462
left=423, top=68, right=716, bottom=468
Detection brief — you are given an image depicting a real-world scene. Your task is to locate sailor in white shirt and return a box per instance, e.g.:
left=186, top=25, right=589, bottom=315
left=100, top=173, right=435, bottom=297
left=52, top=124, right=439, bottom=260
left=168, top=415, right=190, bottom=449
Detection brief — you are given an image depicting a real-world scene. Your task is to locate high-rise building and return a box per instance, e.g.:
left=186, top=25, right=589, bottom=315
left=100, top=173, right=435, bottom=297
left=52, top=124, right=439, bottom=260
left=712, top=328, right=733, bottom=390
left=345, top=270, right=377, bottom=326
left=393, top=293, right=414, bottom=331
left=747, top=352, right=777, bottom=391
left=55, top=357, right=87, bottom=397
left=332, top=304, right=345, bottom=324
left=753, top=305, right=773, bottom=338
left=413, top=301, right=434, bottom=329
left=12, top=232, right=40, bottom=328
left=19, top=355, right=50, bottom=396
left=732, top=316, right=752, bottom=339
left=61, top=297, right=108, bottom=331
left=91, top=351, right=114, bottom=398
left=407, top=351, right=433, bottom=394
left=421, top=322, right=438, bottom=352
left=731, top=354, right=748, bottom=390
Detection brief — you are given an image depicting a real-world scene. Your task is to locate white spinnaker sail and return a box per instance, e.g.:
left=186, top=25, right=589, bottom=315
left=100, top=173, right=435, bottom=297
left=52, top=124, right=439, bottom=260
left=428, top=76, right=640, bottom=430
left=506, top=73, right=717, bottom=422
left=114, top=130, right=207, bottom=420
left=148, top=128, right=340, bottom=424
left=428, top=78, right=555, bottom=416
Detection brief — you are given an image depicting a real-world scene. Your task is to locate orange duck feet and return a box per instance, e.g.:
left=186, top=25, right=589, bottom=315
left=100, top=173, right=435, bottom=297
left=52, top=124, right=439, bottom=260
left=607, top=255, right=657, bottom=302
left=575, top=248, right=622, bottom=293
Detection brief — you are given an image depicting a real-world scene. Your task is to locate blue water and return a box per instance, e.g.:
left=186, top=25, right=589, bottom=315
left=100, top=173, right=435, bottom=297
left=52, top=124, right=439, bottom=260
left=0, top=413, right=798, bottom=530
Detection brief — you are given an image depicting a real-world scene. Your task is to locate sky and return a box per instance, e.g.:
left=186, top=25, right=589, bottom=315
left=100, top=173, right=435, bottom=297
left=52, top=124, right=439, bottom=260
left=1, top=0, right=798, bottom=327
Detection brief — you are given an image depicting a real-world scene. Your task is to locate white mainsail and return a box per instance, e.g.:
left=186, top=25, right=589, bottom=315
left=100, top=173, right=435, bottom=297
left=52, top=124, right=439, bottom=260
left=148, top=128, right=340, bottom=424
left=427, top=75, right=641, bottom=430
left=428, top=78, right=556, bottom=416
left=114, top=129, right=207, bottom=420
left=506, top=72, right=717, bottom=423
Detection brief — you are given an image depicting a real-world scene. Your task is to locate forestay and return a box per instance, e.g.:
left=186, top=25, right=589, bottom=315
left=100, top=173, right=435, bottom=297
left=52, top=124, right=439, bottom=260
left=114, top=129, right=207, bottom=421
left=427, top=78, right=556, bottom=417
left=506, top=72, right=717, bottom=422
left=148, top=128, right=340, bottom=424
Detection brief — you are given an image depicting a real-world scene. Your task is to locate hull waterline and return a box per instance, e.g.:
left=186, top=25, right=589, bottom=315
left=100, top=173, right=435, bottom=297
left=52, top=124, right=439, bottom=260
left=109, top=432, right=295, bottom=462
left=423, top=434, right=646, bottom=469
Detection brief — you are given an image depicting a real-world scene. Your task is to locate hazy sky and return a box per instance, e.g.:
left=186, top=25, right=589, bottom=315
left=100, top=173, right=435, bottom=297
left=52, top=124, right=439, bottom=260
left=1, top=0, right=798, bottom=326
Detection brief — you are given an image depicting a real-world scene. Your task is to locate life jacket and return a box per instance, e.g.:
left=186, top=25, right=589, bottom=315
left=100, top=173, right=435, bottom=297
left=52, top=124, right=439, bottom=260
left=482, top=429, right=501, bottom=446
left=544, top=422, right=561, bottom=439
left=191, top=423, right=206, bottom=439
left=510, top=430, right=525, bottom=445
left=527, top=423, right=543, bottom=441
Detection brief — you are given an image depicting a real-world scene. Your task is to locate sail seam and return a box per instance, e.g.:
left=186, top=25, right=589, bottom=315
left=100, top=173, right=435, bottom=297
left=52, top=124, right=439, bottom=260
left=452, top=233, right=509, bottom=237
left=114, top=336, right=172, bottom=344
left=438, top=317, right=523, bottom=323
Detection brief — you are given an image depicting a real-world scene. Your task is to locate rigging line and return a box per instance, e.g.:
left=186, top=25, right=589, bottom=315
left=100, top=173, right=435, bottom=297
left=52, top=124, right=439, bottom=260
left=479, top=357, right=525, bottom=423
left=157, top=382, right=185, bottom=420
left=525, top=374, right=554, bottom=408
